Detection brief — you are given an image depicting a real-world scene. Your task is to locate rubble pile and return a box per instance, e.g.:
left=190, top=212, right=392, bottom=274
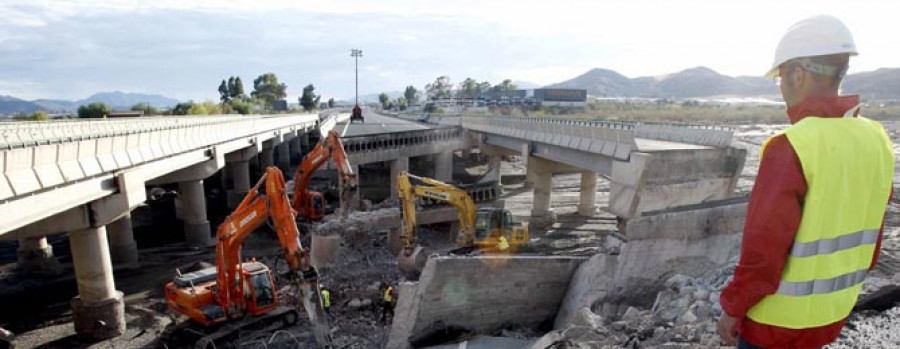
left=315, top=208, right=400, bottom=236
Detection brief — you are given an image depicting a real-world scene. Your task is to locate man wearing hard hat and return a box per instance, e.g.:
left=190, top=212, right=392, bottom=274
left=717, top=15, right=894, bottom=348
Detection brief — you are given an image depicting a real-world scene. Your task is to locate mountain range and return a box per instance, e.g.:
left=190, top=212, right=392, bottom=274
left=546, top=66, right=900, bottom=100
left=0, top=91, right=181, bottom=115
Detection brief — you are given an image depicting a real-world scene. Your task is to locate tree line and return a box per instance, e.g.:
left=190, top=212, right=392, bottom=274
left=377, top=76, right=517, bottom=111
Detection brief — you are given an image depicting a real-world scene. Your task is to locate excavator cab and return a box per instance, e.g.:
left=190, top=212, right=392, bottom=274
left=307, top=192, right=326, bottom=221
left=472, top=208, right=528, bottom=247
left=245, top=263, right=277, bottom=312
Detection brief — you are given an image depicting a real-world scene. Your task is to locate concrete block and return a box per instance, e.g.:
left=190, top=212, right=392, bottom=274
left=71, top=291, right=125, bottom=340
left=5, top=147, right=40, bottom=196
left=407, top=256, right=587, bottom=336
left=33, top=144, right=64, bottom=188
left=554, top=254, right=618, bottom=329
left=58, top=142, right=85, bottom=182
left=126, top=134, right=143, bottom=165
left=96, top=137, right=118, bottom=172
left=386, top=282, right=419, bottom=349
left=77, top=139, right=102, bottom=177
left=311, top=234, right=341, bottom=269
left=111, top=136, right=130, bottom=168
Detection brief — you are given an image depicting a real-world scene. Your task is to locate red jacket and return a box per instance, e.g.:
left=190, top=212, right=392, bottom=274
left=719, top=95, right=893, bottom=349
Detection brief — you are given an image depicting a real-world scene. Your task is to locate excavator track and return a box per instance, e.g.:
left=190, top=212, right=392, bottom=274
left=162, top=307, right=301, bottom=349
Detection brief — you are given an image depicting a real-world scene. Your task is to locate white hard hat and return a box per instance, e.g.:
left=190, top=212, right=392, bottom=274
left=765, top=15, right=857, bottom=78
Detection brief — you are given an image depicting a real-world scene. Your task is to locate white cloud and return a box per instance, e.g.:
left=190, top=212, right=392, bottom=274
left=0, top=0, right=897, bottom=100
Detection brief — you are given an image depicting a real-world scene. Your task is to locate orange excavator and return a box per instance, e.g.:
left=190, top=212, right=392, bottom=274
left=164, top=167, right=332, bottom=348
left=292, top=130, right=356, bottom=222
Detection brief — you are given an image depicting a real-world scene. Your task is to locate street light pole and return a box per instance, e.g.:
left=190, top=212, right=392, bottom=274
left=351, top=49, right=363, bottom=105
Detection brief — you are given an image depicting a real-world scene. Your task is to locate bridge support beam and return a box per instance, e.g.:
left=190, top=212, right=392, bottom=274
left=390, top=157, right=409, bottom=200
left=435, top=150, right=453, bottom=182
left=69, top=226, right=125, bottom=340
left=530, top=157, right=556, bottom=227
left=16, top=236, right=63, bottom=277
left=578, top=171, right=598, bottom=217
left=107, top=214, right=138, bottom=265
left=300, top=133, right=310, bottom=155
left=179, top=180, right=214, bottom=248
left=276, top=142, right=290, bottom=174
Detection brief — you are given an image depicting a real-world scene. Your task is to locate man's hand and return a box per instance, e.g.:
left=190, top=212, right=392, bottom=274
left=717, top=314, right=739, bottom=345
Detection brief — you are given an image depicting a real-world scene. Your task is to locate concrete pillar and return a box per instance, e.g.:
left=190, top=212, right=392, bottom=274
left=300, top=133, right=311, bottom=155
left=578, top=171, right=598, bottom=217
left=289, top=136, right=302, bottom=163
left=276, top=142, right=290, bottom=173
left=530, top=157, right=555, bottom=226
left=227, top=160, right=251, bottom=208
left=341, top=163, right=361, bottom=212
left=69, top=226, right=125, bottom=340
left=524, top=157, right=537, bottom=189
left=260, top=147, right=275, bottom=169
left=179, top=180, right=214, bottom=248
left=17, top=236, right=63, bottom=277
left=488, top=155, right=502, bottom=189
left=388, top=228, right=402, bottom=254
left=107, top=214, right=138, bottom=265
left=435, top=150, right=453, bottom=182
left=390, top=157, right=409, bottom=200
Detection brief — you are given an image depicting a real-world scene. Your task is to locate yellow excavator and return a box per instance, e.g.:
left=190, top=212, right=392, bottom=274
left=396, top=171, right=528, bottom=272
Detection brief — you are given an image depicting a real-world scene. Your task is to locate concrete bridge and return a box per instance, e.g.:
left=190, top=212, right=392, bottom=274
left=0, top=111, right=744, bottom=340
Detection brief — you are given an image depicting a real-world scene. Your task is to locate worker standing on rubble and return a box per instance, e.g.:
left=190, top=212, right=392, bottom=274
left=717, top=15, right=894, bottom=349
left=380, top=283, right=396, bottom=324
left=321, top=287, right=335, bottom=322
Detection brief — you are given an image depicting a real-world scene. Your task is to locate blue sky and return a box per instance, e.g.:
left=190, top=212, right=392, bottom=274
left=1, top=0, right=897, bottom=102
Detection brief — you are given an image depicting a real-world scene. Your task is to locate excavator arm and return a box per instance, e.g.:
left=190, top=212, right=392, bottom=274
left=397, top=171, right=477, bottom=253
left=292, top=130, right=357, bottom=221
left=215, top=166, right=332, bottom=346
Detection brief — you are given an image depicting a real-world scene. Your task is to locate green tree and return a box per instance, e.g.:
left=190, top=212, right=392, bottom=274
left=327, top=98, right=335, bottom=108
left=172, top=101, right=193, bottom=115
left=425, top=76, right=453, bottom=100
left=32, top=110, right=49, bottom=121
left=495, top=79, right=517, bottom=92
left=378, top=93, right=390, bottom=109
left=458, top=78, right=478, bottom=99
left=251, top=73, right=287, bottom=110
left=228, top=99, right=253, bottom=115
left=219, top=79, right=230, bottom=102
left=404, top=85, right=420, bottom=105
left=395, top=97, right=408, bottom=111
left=477, top=81, right=492, bottom=94
left=131, top=102, right=158, bottom=115
left=299, top=84, right=320, bottom=112
left=77, top=102, right=110, bottom=118
left=187, top=100, right=223, bottom=115
left=232, top=77, right=245, bottom=99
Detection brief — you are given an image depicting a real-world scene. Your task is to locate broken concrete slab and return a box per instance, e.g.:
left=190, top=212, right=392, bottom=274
left=606, top=147, right=746, bottom=219
left=387, top=255, right=587, bottom=349
left=553, top=254, right=618, bottom=330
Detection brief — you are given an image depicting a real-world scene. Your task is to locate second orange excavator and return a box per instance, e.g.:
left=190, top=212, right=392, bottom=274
left=291, top=130, right=357, bottom=222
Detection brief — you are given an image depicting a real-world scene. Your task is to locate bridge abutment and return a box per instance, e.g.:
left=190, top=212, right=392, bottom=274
left=179, top=180, right=214, bottom=248
left=106, top=214, right=138, bottom=265
left=69, top=226, right=125, bottom=340
left=16, top=236, right=63, bottom=277
left=578, top=171, right=598, bottom=216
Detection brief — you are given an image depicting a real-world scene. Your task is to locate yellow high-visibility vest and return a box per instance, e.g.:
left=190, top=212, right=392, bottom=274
left=321, top=289, right=331, bottom=308
left=747, top=115, right=894, bottom=329
left=384, top=286, right=394, bottom=303
left=498, top=236, right=510, bottom=251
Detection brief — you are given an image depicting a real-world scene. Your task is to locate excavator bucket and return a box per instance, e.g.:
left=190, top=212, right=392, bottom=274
left=397, top=246, right=426, bottom=275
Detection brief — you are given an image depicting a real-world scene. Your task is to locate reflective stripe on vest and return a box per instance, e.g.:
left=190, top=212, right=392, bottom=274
left=746, top=116, right=894, bottom=329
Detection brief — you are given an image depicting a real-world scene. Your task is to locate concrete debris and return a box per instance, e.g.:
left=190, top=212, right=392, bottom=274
left=315, top=207, right=400, bottom=236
